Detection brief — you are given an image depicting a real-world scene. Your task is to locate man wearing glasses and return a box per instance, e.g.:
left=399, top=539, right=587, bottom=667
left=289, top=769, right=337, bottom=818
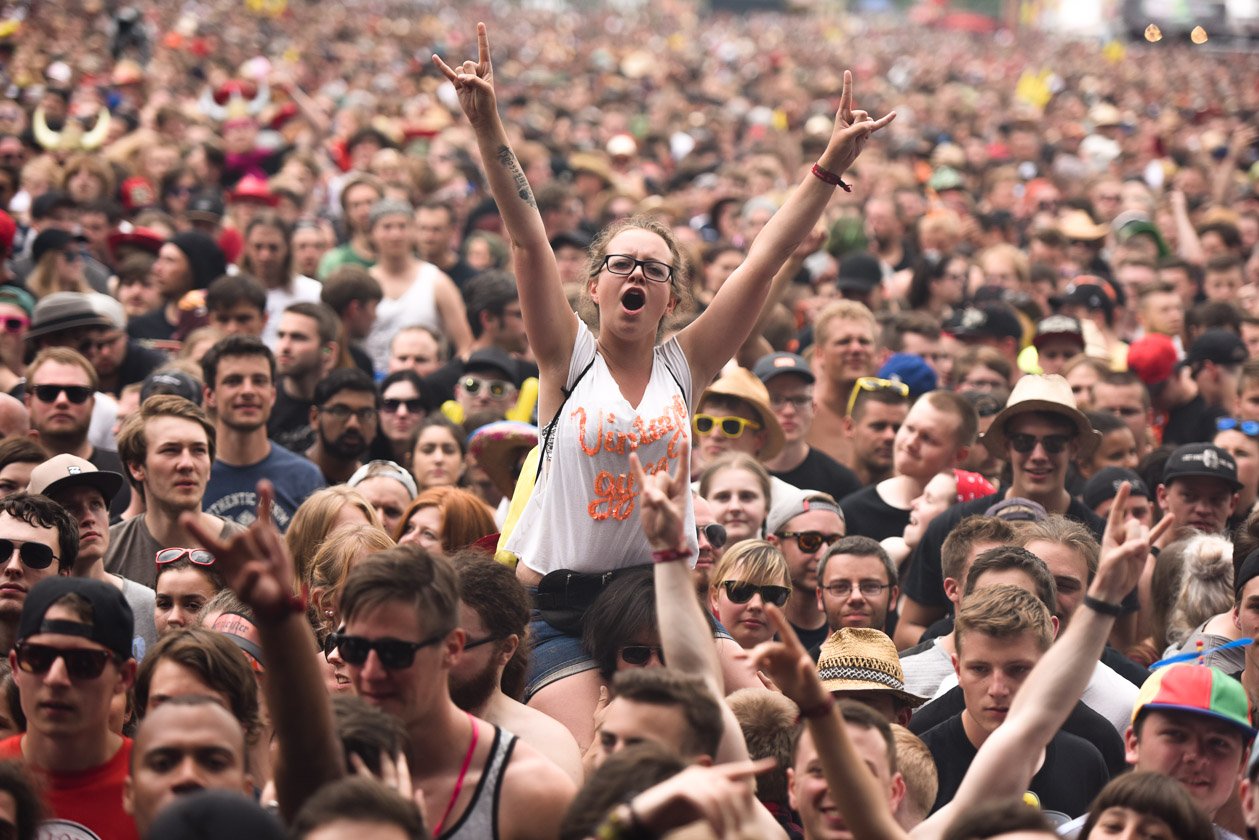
left=816, top=536, right=900, bottom=640
left=689, top=366, right=784, bottom=479
left=0, top=576, right=139, bottom=839
left=453, top=346, right=521, bottom=426
left=0, top=493, right=77, bottom=656
left=765, top=488, right=847, bottom=651
left=305, top=368, right=380, bottom=485
left=27, top=454, right=156, bottom=658
left=23, top=346, right=132, bottom=520
left=896, top=375, right=1106, bottom=650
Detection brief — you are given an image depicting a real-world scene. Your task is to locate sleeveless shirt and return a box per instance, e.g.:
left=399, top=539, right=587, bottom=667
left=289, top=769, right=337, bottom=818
left=365, top=261, right=444, bottom=372
left=505, top=320, right=698, bottom=574
left=439, top=726, right=516, bottom=840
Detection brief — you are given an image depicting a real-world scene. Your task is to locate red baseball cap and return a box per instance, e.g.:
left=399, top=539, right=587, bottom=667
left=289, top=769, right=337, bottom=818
left=1126, top=333, right=1178, bottom=389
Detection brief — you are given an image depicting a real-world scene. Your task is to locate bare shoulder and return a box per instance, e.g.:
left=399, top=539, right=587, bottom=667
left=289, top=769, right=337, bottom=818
left=498, top=736, right=577, bottom=840
left=496, top=701, right=584, bottom=784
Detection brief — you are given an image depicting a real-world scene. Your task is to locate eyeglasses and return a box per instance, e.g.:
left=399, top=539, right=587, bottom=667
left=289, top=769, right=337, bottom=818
left=78, top=334, right=122, bottom=354
left=319, top=405, right=378, bottom=423
left=602, top=254, right=673, bottom=284
left=14, top=641, right=115, bottom=679
left=1006, top=433, right=1073, bottom=455
left=821, top=581, right=892, bottom=599
left=776, top=530, right=843, bottom=553
left=382, top=397, right=424, bottom=414
left=698, top=522, right=727, bottom=549
left=1218, top=417, right=1259, bottom=438
left=720, top=581, right=790, bottom=607
left=463, top=634, right=502, bottom=651
left=619, top=645, right=666, bottom=666
left=329, top=631, right=447, bottom=669
left=460, top=377, right=514, bottom=399
left=156, top=547, right=215, bottom=566
left=770, top=394, right=812, bottom=410
left=694, top=414, right=761, bottom=438
left=0, top=538, right=56, bottom=570
left=846, top=377, right=910, bottom=416
left=31, top=384, right=93, bottom=404
left=0, top=315, right=27, bottom=334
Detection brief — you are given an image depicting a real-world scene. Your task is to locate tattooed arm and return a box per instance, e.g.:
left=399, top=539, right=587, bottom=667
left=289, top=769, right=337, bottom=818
left=434, top=24, right=575, bottom=403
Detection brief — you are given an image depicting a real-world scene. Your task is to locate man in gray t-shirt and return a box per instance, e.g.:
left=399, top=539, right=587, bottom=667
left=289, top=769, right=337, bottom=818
left=27, top=453, right=158, bottom=659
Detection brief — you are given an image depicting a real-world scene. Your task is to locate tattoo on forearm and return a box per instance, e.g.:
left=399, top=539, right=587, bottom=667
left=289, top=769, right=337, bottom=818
left=496, top=145, right=537, bottom=208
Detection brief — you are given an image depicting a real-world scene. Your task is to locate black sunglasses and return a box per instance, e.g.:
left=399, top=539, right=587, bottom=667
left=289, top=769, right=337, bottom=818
left=329, top=631, right=447, bottom=669
left=0, top=538, right=56, bottom=570
left=619, top=645, right=666, bottom=666
left=15, top=641, right=115, bottom=679
left=382, top=397, right=424, bottom=414
left=720, top=581, right=790, bottom=607
left=1006, top=433, right=1072, bottom=455
left=776, top=530, right=843, bottom=554
left=31, top=384, right=93, bottom=404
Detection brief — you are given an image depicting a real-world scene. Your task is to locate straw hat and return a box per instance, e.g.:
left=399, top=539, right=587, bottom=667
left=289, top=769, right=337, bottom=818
left=980, top=374, right=1101, bottom=459
left=816, top=628, right=927, bottom=708
left=1058, top=210, right=1109, bottom=241
left=467, top=421, right=539, bottom=499
left=699, top=367, right=785, bottom=460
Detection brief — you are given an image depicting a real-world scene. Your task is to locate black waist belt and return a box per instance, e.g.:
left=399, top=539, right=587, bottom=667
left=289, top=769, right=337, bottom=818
left=532, top=567, right=638, bottom=612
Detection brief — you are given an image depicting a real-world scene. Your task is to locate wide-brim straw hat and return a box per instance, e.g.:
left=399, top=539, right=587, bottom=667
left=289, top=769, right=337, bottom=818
left=700, top=367, right=785, bottom=460
left=468, top=421, right=539, bottom=499
left=816, top=628, right=928, bottom=708
left=980, top=374, right=1101, bottom=459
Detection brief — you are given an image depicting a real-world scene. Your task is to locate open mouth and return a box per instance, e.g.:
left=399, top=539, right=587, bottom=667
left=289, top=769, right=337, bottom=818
left=622, top=287, right=646, bottom=312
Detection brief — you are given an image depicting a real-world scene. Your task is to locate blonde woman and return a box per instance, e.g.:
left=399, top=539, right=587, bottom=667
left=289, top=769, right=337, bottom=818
left=285, top=486, right=383, bottom=585
left=708, top=539, right=791, bottom=650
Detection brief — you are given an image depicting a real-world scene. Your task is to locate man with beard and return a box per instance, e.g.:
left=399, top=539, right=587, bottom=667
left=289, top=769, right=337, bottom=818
left=268, top=302, right=340, bottom=453
left=24, top=347, right=131, bottom=519
left=104, top=395, right=242, bottom=589
left=305, top=369, right=379, bottom=485
left=451, top=557, right=583, bottom=783
left=808, top=301, right=880, bottom=467
left=690, top=493, right=726, bottom=596
left=765, top=488, right=846, bottom=650
left=201, top=336, right=325, bottom=532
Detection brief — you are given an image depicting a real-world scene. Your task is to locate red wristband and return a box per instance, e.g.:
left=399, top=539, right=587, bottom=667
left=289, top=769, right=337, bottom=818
left=651, top=548, right=691, bottom=564
left=811, top=163, right=852, bottom=192
left=797, top=696, right=836, bottom=722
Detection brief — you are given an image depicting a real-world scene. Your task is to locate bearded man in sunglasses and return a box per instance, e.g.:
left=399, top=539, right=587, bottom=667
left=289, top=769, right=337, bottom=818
left=0, top=576, right=139, bottom=839
left=895, top=375, right=1107, bottom=651
left=24, top=347, right=132, bottom=520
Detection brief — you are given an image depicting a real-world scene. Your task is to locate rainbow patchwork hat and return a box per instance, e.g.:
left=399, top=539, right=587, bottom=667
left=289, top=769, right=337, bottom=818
left=1132, top=663, right=1255, bottom=738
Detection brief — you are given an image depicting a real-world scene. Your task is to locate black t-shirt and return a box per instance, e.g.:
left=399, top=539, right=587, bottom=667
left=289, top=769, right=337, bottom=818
left=114, top=341, right=166, bottom=394
left=1163, top=394, right=1225, bottom=446
left=839, top=485, right=911, bottom=542
left=770, top=448, right=862, bottom=503
left=792, top=620, right=830, bottom=656
left=126, top=307, right=174, bottom=342
left=268, top=386, right=315, bottom=453
left=1102, top=646, right=1150, bottom=687
left=908, top=685, right=1126, bottom=776
left=919, top=712, right=1110, bottom=817
left=349, top=344, right=374, bottom=378
left=88, top=447, right=132, bottom=523
left=903, top=487, right=1102, bottom=610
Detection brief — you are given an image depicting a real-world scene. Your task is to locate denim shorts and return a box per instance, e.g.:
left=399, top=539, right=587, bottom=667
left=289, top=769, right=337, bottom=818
left=524, top=598, right=598, bottom=700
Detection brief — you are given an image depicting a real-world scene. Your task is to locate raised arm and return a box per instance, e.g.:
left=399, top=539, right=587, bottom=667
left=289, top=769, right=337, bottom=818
left=183, top=481, right=344, bottom=823
left=914, top=484, right=1174, bottom=840
left=433, top=24, right=576, bottom=381
left=678, top=72, right=894, bottom=387
left=753, top=607, right=908, bottom=840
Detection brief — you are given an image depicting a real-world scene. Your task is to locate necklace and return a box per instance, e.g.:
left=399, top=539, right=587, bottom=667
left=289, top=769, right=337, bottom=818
left=432, top=712, right=479, bottom=837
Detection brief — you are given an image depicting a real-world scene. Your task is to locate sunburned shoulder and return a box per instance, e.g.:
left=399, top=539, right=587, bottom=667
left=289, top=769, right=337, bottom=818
left=503, top=737, right=577, bottom=803
left=495, top=701, right=583, bottom=783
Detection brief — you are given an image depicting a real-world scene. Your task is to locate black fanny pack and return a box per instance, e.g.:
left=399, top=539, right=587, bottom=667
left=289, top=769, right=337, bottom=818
left=533, top=567, right=640, bottom=634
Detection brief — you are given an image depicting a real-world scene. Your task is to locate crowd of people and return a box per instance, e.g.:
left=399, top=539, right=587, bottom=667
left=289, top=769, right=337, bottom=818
left=0, top=0, right=1252, bottom=837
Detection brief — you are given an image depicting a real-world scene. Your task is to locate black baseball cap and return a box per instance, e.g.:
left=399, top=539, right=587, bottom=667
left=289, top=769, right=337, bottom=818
left=465, top=346, right=520, bottom=385
left=753, top=352, right=814, bottom=385
left=1082, top=467, right=1152, bottom=510
left=1236, top=549, right=1259, bottom=600
left=836, top=251, right=882, bottom=293
left=1059, top=280, right=1116, bottom=319
left=945, top=302, right=1023, bottom=342
left=1186, top=329, right=1247, bottom=369
left=1161, top=443, right=1242, bottom=491
left=141, top=370, right=203, bottom=406
left=17, top=577, right=134, bottom=660
left=1032, top=314, right=1084, bottom=351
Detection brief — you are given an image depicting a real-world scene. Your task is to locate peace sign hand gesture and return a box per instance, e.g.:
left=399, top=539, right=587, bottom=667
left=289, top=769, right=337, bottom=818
left=181, top=480, right=303, bottom=623
left=817, top=71, right=896, bottom=178
left=432, top=23, right=498, bottom=131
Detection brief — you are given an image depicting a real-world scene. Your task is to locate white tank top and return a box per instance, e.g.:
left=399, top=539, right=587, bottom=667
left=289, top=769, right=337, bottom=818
left=365, top=261, right=444, bottom=372
left=505, top=321, right=698, bottom=574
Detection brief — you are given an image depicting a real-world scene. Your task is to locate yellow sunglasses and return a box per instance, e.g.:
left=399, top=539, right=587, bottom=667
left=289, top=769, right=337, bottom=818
left=846, top=376, right=910, bottom=415
left=694, top=414, right=762, bottom=439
